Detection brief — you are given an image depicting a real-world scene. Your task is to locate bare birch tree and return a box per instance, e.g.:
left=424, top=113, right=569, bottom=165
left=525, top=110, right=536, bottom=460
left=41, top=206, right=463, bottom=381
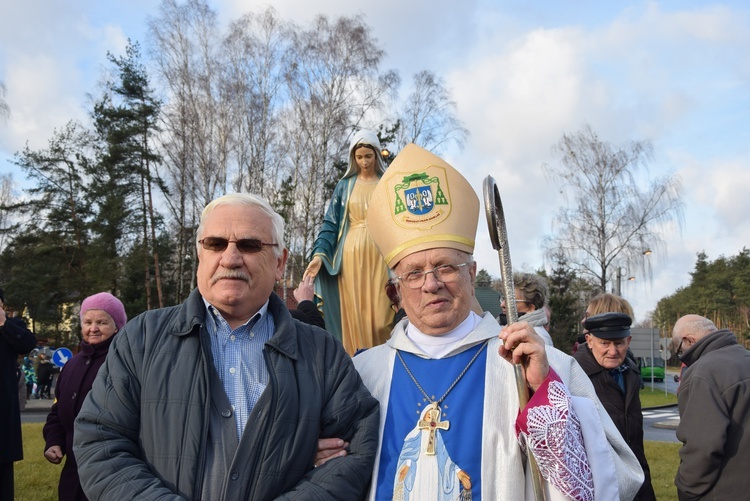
left=283, top=14, right=398, bottom=262
left=0, top=81, right=9, bottom=123
left=223, top=7, right=288, bottom=199
left=0, top=174, right=16, bottom=251
left=397, top=70, right=468, bottom=153
left=149, top=0, right=227, bottom=297
left=543, top=123, right=683, bottom=292
left=149, top=0, right=232, bottom=206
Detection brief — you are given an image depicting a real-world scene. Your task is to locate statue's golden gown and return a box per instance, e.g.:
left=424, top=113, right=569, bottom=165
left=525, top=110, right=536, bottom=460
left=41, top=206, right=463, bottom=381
left=339, top=178, right=393, bottom=354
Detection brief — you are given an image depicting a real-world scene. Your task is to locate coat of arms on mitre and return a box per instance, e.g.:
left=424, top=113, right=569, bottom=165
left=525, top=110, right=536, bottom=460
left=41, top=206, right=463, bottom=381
left=391, top=167, right=451, bottom=228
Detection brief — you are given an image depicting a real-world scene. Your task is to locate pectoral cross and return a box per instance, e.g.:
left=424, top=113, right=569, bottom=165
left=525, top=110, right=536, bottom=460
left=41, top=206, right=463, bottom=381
left=417, top=403, right=450, bottom=455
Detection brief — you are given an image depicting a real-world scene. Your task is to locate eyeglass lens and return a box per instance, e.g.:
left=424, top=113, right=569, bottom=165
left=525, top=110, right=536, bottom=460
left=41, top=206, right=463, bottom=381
left=200, top=237, right=265, bottom=253
left=401, top=263, right=468, bottom=288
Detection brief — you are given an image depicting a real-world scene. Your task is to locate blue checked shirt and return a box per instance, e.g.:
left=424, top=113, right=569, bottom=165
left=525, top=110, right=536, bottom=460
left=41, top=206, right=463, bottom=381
left=204, top=299, right=274, bottom=439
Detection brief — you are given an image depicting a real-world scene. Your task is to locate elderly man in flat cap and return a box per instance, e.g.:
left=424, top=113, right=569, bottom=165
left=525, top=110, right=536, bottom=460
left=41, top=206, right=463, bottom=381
left=318, top=145, right=644, bottom=500
left=574, top=312, right=656, bottom=500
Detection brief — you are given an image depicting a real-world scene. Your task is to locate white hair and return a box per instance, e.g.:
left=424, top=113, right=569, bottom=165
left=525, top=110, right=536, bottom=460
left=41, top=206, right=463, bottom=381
left=196, top=193, right=285, bottom=257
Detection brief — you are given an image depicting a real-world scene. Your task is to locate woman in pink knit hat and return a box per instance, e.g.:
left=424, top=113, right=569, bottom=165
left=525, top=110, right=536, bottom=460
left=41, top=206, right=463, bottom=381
left=42, top=292, right=127, bottom=501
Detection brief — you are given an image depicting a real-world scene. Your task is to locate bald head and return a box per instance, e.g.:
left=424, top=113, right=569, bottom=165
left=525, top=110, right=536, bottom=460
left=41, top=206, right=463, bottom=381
left=672, top=314, right=718, bottom=352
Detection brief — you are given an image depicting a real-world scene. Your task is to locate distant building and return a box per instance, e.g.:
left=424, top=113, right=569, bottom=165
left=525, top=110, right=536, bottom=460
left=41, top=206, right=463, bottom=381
left=475, top=286, right=502, bottom=318
left=630, top=328, right=663, bottom=360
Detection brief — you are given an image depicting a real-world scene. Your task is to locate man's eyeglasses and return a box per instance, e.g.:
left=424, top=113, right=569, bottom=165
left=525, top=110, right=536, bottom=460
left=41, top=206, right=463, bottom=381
left=199, top=237, right=278, bottom=254
left=676, top=337, right=691, bottom=356
left=393, top=262, right=472, bottom=289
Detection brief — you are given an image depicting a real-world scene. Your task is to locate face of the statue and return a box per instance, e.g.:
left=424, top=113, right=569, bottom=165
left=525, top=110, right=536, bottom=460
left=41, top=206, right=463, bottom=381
left=353, top=145, right=377, bottom=177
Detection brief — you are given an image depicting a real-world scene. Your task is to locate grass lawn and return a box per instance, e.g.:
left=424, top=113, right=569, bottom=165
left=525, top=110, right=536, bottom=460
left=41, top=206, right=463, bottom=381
left=640, top=386, right=678, bottom=407
left=18, top=423, right=682, bottom=500
left=645, top=441, right=681, bottom=500
left=641, top=385, right=681, bottom=499
left=16, top=423, right=58, bottom=501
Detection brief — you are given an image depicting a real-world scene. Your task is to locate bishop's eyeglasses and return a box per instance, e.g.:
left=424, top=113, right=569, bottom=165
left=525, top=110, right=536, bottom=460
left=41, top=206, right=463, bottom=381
left=393, top=262, right=472, bottom=289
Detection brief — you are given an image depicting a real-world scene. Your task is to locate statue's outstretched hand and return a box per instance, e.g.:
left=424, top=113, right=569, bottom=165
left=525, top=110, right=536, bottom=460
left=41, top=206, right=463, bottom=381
left=304, top=256, right=322, bottom=281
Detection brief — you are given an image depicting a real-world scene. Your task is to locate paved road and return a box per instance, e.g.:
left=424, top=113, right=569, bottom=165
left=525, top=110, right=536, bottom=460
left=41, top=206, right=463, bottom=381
left=641, top=368, right=681, bottom=442
left=642, top=368, right=681, bottom=395
left=643, top=405, right=680, bottom=443
left=20, top=396, right=52, bottom=423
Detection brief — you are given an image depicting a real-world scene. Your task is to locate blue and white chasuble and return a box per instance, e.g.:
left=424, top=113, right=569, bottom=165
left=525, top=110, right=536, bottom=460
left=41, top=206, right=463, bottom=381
left=377, top=344, right=486, bottom=500
left=354, top=313, right=646, bottom=501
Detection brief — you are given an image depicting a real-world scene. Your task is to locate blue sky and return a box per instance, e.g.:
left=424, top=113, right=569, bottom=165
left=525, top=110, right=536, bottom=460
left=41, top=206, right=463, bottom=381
left=1, top=0, right=749, bottom=325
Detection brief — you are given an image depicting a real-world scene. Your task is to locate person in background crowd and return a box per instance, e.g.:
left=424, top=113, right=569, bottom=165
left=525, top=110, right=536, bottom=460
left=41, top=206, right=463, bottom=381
left=672, top=314, right=750, bottom=499
left=16, top=362, right=26, bottom=411
left=288, top=276, right=325, bottom=328
left=0, top=287, right=37, bottom=501
left=23, top=355, right=35, bottom=400
left=385, top=278, right=406, bottom=328
left=304, top=130, right=394, bottom=353
left=43, top=292, right=128, bottom=501
left=500, top=272, right=554, bottom=346
left=574, top=312, right=656, bottom=500
left=34, top=351, right=55, bottom=399
left=74, top=192, right=378, bottom=500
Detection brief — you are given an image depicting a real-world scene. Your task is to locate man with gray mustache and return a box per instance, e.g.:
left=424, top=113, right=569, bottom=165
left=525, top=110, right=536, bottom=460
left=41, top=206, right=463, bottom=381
left=74, top=193, right=379, bottom=500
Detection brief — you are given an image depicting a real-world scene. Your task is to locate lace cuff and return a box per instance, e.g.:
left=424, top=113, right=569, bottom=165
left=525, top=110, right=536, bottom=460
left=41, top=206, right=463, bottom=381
left=516, top=370, right=595, bottom=501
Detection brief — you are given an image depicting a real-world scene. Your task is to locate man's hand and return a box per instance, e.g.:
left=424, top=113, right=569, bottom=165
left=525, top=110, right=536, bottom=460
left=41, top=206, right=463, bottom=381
left=314, top=438, right=348, bottom=467
left=44, top=445, right=64, bottom=464
left=498, top=321, right=549, bottom=391
left=293, top=276, right=315, bottom=303
left=0, top=302, right=6, bottom=327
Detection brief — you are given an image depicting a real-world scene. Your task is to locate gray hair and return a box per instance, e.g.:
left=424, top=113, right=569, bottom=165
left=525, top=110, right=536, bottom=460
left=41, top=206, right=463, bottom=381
left=676, top=316, right=717, bottom=338
left=196, top=193, right=286, bottom=257
left=513, top=272, right=548, bottom=310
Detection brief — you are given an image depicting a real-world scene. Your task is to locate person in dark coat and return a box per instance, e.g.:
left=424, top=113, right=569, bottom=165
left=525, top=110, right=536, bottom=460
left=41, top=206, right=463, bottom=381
left=0, top=288, right=37, bottom=501
left=34, top=352, right=55, bottom=398
left=72, top=193, right=378, bottom=500
left=672, top=314, right=750, bottom=500
left=573, top=312, right=656, bottom=500
left=43, top=292, right=127, bottom=501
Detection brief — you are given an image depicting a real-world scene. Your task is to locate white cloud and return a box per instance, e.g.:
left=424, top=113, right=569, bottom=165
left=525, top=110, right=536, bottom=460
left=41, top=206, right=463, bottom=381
left=0, top=1, right=140, bottom=156
left=706, top=158, right=750, bottom=232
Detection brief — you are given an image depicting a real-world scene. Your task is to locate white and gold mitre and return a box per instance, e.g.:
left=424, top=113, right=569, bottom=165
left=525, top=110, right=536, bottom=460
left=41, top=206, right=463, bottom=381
left=366, top=143, right=479, bottom=268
